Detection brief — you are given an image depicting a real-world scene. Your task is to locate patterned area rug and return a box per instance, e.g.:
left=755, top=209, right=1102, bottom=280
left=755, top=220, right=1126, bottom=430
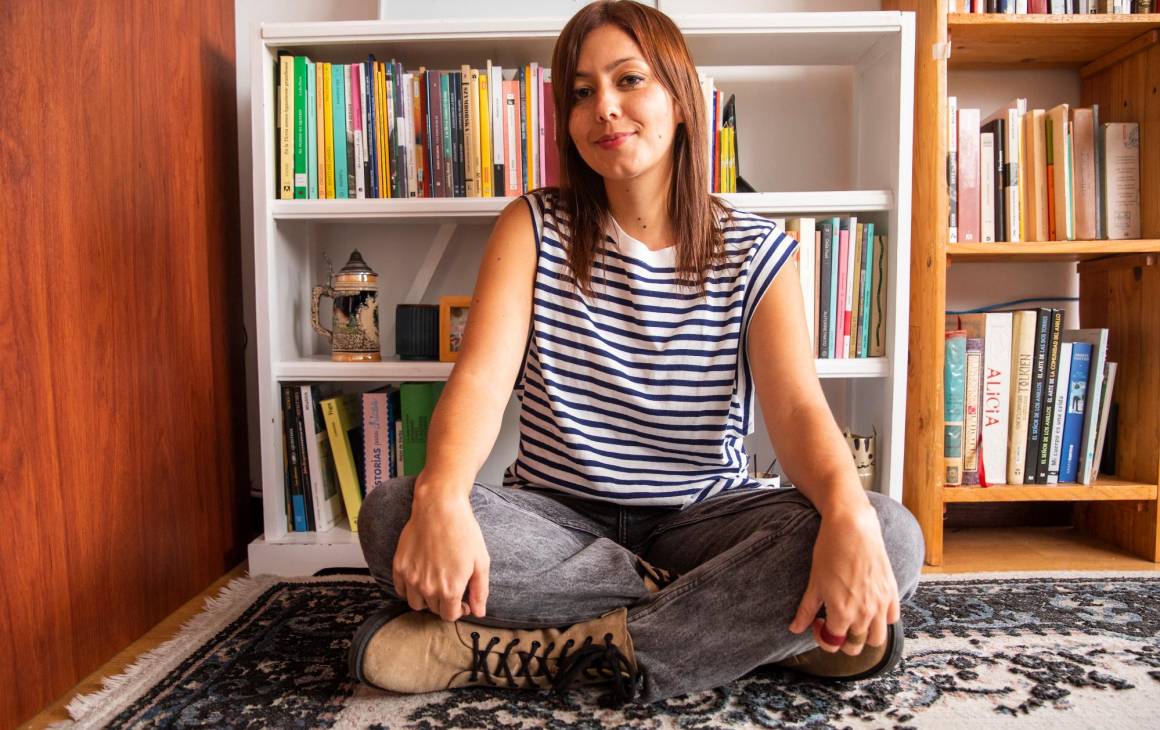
left=57, top=571, right=1160, bottom=729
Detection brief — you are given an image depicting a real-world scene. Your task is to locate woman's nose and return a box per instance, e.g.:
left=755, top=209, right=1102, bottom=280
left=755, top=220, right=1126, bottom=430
left=595, top=88, right=620, bottom=122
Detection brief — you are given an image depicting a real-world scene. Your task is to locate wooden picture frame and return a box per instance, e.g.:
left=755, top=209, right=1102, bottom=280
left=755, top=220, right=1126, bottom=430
left=439, top=295, right=472, bottom=362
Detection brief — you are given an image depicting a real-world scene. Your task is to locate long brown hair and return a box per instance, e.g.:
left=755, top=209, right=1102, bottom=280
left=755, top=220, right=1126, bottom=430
left=547, top=0, right=730, bottom=298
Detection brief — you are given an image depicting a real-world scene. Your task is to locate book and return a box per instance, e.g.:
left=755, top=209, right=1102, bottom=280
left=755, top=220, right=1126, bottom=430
left=944, top=330, right=968, bottom=486
left=1061, top=328, right=1109, bottom=484
left=362, top=386, right=394, bottom=494
left=1045, top=340, right=1072, bottom=484
left=947, top=96, right=958, bottom=242
left=869, top=235, right=887, bottom=358
left=293, top=56, right=308, bottom=199
left=952, top=312, right=1013, bottom=486
left=858, top=224, right=875, bottom=358
left=1025, top=109, right=1049, bottom=241
left=1047, top=104, right=1073, bottom=240
left=1007, top=310, right=1037, bottom=484
left=957, top=107, right=981, bottom=242
left=401, top=382, right=445, bottom=476
left=980, top=131, right=996, bottom=242
left=1091, top=361, right=1117, bottom=480
left=818, top=220, right=835, bottom=357
left=1071, top=107, right=1097, bottom=240
left=1033, top=308, right=1064, bottom=483
left=321, top=393, right=365, bottom=532
left=1023, top=308, right=1053, bottom=483
left=307, top=61, right=318, bottom=200
left=1058, top=341, right=1091, bottom=483
left=332, top=64, right=349, bottom=199
left=463, top=65, right=477, bottom=197
left=301, top=384, right=343, bottom=531
left=963, top=337, right=984, bottom=485
left=279, top=53, right=293, bottom=200
left=982, top=118, right=1006, bottom=240
left=1102, top=122, right=1141, bottom=240
left=281, top=384, right=308, bottom=531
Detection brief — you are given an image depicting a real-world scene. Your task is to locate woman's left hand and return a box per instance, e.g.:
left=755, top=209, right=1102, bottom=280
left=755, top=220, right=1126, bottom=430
left=787, top=505, right=900, bottom=656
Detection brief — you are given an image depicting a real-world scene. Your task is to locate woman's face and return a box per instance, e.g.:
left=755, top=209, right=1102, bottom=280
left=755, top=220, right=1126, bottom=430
left=568, top=24, right=683, bottom=186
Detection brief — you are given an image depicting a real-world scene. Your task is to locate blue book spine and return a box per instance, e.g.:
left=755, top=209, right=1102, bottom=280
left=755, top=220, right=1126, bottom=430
left=1059, top=342, right=1092, bottom=483
left=828, top=216, right=840, bottom=359
left=332, top=64, right=349, bottom=199
left=307, top=61, right=318, bottom=199
left=859, top=222, right=875, bottom=358
left=365, top=59, right=379, bottom=199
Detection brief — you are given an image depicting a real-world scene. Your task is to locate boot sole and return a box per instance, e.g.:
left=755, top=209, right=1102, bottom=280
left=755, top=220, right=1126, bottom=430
left=349, top=605, right=410, bottom=685
left=821, top=620, right=905, bottom=683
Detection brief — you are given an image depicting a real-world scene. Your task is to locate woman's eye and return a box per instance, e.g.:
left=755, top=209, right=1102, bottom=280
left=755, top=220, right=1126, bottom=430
left=572, top=87, right=592, bottom=101
left=621, top=74, right=643, bottom=86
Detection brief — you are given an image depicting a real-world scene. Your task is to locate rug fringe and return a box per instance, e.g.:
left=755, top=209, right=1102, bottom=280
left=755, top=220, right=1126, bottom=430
left=61, top=575, right=277, bottom=728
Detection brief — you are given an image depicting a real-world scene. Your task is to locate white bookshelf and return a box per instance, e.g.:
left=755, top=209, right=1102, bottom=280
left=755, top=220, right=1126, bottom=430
left=246, top=12, right=915, bottom=576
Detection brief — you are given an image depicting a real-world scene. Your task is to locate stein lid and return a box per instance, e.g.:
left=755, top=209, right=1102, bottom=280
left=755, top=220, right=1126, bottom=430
left=334, top=249, right=377, bottom=286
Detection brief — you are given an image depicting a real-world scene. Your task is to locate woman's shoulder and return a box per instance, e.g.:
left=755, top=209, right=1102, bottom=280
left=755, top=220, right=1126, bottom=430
left=715, top=199, right=786, bottom=250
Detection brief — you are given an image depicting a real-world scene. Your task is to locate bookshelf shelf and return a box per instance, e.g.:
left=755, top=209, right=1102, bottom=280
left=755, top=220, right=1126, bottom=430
left=247, top=12, right=915, bottom=575
left=269, top=190, right=897, bottom=222
left=947, top=240, right=1160, bottom=263
left=943, top=478, right=1158, bottom=503
left=894, top=0, right=1160, bottom=567
left=275, top=355, right=890, bottom=383
left=948, top=13, right=1160, bottom=68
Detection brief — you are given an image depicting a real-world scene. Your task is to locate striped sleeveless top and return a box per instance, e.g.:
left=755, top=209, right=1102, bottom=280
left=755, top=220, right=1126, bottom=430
left=502, top=188, right=799, bottom=508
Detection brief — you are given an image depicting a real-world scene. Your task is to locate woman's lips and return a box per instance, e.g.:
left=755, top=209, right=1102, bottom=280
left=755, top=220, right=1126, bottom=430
left=596, top=132, right=634, bottom=150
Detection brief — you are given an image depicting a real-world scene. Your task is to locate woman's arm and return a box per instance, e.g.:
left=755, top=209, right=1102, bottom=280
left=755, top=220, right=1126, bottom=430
left=392, top=197, right=537, bottom=623
left=746, top=254, right=900, bottom=657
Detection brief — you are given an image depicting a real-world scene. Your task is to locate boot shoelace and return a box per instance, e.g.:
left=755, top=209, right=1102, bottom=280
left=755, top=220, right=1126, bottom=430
left=467, top=631, right=642, bottom=705
left=634, top=557, right=679, bottom=591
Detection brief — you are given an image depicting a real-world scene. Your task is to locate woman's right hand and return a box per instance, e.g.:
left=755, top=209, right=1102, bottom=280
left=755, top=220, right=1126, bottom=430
left=392, top=485, right=490, bottom=623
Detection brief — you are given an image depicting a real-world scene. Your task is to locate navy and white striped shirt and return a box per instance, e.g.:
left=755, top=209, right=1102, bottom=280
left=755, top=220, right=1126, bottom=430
left=502, top=188, right=799, bottom=508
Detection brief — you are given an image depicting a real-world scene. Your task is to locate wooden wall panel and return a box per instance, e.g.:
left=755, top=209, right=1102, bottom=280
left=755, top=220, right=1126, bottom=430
left=0, top=1, right=250, bottom=726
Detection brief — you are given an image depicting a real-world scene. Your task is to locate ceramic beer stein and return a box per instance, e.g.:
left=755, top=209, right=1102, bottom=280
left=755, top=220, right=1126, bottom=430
left=311, top=250, right=381, bottom=362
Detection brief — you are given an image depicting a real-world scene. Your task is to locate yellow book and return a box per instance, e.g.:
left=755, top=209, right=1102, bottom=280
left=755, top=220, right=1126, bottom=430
left=413, top=69, right=425, bottom=196
left=463, top=65, right=477, bottom=197
left=376, top=62, right=390, bottom=198
left=320, top=394, right=363, bottom=533
left=479, top=69, right=492, bottom=197
left=279, top=55, right=294, bottom=199
left=525, top=63, right=534, bottom=190
left=323, top=63, right=335, bottom=199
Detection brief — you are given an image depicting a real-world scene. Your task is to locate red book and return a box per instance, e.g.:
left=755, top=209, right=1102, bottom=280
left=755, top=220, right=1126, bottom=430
left=957, top=107, right=981, bottom=243
left=1030, top=0, right=1048, bottom=12
left=543, top=79, right=559, bottom=187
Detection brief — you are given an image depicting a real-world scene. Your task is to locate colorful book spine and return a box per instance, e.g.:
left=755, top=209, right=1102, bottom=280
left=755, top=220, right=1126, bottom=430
left=306, top=60, right=318, bottom=199
left=1046, top=340, right=1072, bottom=484
left=858, top=224, right=875, bottom=358
left=1033, top=309, right=1064, bottom=483
left=321, top=394, right=364, bottom=533
left=944, top=330, right=967, bottom=486
left=1058, top=342, right=1091, bottom=483
left=1007, top=310, right=1037, bottom=484
left=362, top=387, right=392, bottom=493
left=962, top=337, right=984, bottom=485
left=293, top=56, right=308, bottom=199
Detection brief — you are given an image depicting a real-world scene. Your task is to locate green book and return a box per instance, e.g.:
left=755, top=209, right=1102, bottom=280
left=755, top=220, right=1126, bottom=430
left=332, top=64, right=349, bottom=199
left=293, top=56, right=308, bottom=199
left=401, top=382, right=446, bottom=476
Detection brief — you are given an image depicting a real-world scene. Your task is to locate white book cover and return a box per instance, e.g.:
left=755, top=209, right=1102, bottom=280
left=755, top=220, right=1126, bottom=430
left=1006, top=107, right=1023, bottom=243
left=300, top=385, right=343, bottom=532
left=981, top=312, right=1012, bottom=485
left=1046, top=341, right=1073, bottom=484
left=1061, top=329, right=1109, bottom=485
left=980, top=132, right=996, bottom=243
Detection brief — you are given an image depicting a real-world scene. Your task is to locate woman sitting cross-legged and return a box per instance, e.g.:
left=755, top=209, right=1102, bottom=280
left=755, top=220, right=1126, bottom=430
left=351, top=0, right=924, bottom=707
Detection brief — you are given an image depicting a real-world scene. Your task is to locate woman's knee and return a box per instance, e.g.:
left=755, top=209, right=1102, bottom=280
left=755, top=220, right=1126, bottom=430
left=358, top=476, right=417, bottom=582
left=865, top=491, right=925, bottom=598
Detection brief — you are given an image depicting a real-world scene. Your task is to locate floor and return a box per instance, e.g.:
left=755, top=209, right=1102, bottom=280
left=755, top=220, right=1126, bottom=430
left=23, top=527, right=1160, bottom=728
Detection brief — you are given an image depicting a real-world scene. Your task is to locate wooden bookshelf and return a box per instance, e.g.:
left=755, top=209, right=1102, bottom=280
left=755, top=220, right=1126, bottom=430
left=888, top=1, right=1160, bottom=566
left=247, top=13, right=917, bottom=575
left=948, top=13, right=1160, bottom=68
left=947, top=240, right=1160, bottom=263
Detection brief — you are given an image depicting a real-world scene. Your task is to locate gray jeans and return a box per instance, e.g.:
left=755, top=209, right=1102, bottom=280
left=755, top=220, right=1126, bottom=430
left=358, top=478, right=925, bottom=704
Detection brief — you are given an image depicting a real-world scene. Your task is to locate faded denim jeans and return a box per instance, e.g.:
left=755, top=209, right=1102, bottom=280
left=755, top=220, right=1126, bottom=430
left=358, top=477, right=925, bottom=704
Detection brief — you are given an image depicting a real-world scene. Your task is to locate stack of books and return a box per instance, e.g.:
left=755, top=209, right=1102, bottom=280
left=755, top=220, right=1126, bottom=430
left=275, top=54, right=745, bottom=199
left=949, top=1, right=1151, bottom=13
left=948, top=97, right=1140, bottom=243
left=775, top=217, right=888, bottom=360
left=943, top=312, right=1117, bottom=488
left=279, top=381, right=444, bottom=533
